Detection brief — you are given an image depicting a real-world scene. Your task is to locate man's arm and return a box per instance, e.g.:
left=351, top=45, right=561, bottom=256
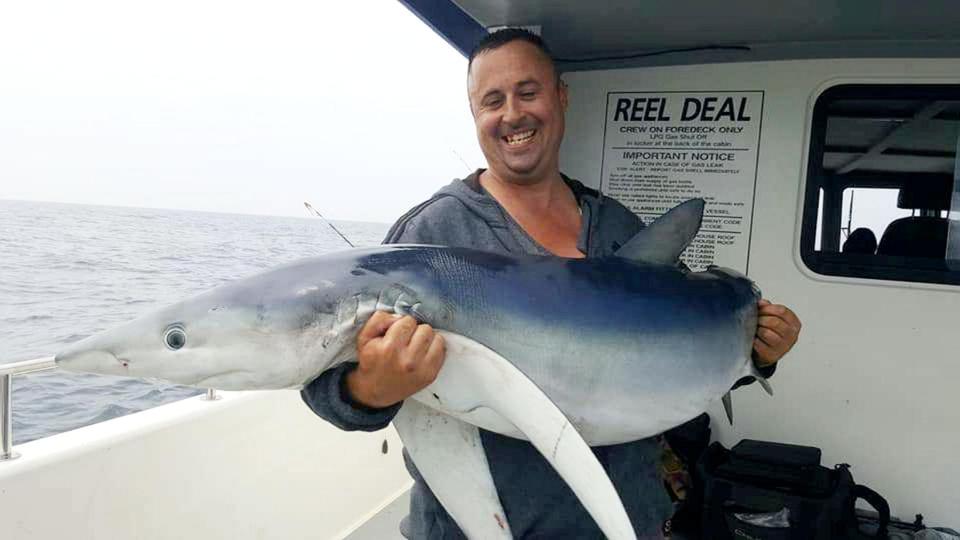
left=299, top=311, right=443, bottom=431
left=299, top=201, right=450, bottom=432
left=752, top=299, right=801, bottom=367
left=345, top=312, right=445, bottom=409
left=732, top=300, right=801, bottom=389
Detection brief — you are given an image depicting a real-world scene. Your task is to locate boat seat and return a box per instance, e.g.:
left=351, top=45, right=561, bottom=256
left=843, top=228, right=878, bottom=254
left=877, top=217, right=949, bottom=258
left=877, top=178, right=952, bottom=258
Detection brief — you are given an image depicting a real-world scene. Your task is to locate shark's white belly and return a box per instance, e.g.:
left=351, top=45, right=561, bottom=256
left=410, top=331, right=744, bottom=446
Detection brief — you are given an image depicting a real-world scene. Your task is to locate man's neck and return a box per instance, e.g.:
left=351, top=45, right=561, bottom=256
left=478, top=169, right=571, bottom=214
left=478, top=168, right=584, bottom=258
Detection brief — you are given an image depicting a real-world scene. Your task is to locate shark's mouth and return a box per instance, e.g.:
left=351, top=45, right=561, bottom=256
left=190, top=369, right=257, bottom=390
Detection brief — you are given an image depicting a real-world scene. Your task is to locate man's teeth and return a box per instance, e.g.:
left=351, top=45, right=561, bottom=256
left=504, top=130, right=536, bottom=145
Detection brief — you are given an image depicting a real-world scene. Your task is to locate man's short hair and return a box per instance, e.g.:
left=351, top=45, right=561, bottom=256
left=467, top=28, right=559, bottom=81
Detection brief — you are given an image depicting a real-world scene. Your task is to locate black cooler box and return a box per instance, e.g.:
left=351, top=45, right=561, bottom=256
left=695, top=439, right=889, bottom=540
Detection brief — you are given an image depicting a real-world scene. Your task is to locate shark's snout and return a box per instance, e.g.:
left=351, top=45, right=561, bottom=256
left=55, top=340, right=123, bottom=374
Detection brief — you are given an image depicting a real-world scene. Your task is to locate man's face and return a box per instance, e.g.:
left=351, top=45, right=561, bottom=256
left=467, top=40, right=568, bottom=185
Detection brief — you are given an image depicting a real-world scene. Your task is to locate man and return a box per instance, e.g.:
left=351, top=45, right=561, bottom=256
left=302, top=29, right=802, bottom=538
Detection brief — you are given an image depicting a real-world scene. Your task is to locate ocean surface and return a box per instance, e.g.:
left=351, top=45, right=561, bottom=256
left=0, top=200, right=389, bottom=444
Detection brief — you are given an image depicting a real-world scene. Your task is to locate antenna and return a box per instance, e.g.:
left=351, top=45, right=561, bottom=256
left=303, top=202, right=355, bottom=248
left=842, top=190, right=855, bottom=240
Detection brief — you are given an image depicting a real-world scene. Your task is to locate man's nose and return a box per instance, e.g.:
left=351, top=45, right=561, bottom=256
left=502, top=95, right=524, bottom=124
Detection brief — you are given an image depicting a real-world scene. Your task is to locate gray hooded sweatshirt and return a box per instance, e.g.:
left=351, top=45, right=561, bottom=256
left=301, top=170, right=770, bottom=538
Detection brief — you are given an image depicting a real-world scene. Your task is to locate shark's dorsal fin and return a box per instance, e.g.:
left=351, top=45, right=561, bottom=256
left=615, top=198, right=705, bottom=264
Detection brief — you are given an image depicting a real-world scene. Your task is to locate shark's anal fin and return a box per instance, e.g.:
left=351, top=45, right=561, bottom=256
left=411, top=331, right=637, bottom=540
left=756, top=374, right=774, bottom=396
left=723, top=360, right=775, bottom=424
left=393, top=400, right=512, bottom=539
left=724, top=358, right=776, bottom=424
left=721, top=391, right=734, bottom=425
left=746, top=359, right=775, bottom=397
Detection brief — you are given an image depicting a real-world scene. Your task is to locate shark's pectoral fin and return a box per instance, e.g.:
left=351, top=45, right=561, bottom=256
left=412, top=331, right=637, bottom=540
left=393, top=400, right=512, bottom=539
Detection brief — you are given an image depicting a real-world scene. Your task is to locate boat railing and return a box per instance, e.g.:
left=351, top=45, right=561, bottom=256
left=0, top=356, right=219, bottom=462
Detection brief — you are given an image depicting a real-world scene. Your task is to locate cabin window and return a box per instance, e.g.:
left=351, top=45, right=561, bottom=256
left=800, top=85, right=960, bottom=285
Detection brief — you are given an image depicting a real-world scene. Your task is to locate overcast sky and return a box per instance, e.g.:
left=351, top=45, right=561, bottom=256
left=0, top=0, right=486, bottom=223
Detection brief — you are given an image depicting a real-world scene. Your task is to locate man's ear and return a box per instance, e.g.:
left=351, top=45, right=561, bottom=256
left=466, top=72, right=479, bottom=118
left=467, top=96, right=478, bottom=118
left=558, top=78, right=569, bottom=111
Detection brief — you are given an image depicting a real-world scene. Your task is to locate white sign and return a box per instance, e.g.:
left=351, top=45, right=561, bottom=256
left=599, top=91, right=764, bottom=272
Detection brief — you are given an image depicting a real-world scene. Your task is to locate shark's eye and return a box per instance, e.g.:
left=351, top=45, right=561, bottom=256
left=164, top=327, right=186, bottom=350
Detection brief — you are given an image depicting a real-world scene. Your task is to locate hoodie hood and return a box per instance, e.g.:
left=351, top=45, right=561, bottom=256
left=383, top=168, right=643, bottom=259
left=432, top=169, right=606, bottom=256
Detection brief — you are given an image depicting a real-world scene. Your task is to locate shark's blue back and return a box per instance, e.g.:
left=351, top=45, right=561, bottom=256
left=349, top=245, right=760, bottom=443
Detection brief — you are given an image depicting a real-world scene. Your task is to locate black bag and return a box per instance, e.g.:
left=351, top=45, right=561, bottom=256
left=696, top=439, right=889, bottom=540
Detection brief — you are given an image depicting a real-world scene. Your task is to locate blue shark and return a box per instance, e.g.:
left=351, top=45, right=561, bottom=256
left=55, top=199, right=770, bottom=539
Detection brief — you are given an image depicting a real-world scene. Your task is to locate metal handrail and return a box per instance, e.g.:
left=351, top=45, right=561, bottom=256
left=0, top=356, right=56, bottom=377
left=1, top=356, right=218, bottom=462
left=0, top=356, right=55, bottom=461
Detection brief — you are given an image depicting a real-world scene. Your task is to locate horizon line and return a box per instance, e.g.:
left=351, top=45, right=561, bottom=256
left=0, top=197, right=390, bottom=226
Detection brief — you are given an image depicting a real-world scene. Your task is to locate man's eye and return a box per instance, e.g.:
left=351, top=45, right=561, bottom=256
left=485, top=98, right=503, bottom=108
left=521, top=92, right=536, bottom=99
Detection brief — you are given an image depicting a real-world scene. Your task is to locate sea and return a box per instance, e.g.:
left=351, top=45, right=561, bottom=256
left=0, top=199, right=389, bottom=444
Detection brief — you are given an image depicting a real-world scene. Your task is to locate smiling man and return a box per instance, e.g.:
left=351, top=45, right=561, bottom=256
left=301, top=29, right=802, bottom=539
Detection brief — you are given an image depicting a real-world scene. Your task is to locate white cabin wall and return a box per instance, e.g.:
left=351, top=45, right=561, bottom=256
left=560, top=59, right=960, bottom=523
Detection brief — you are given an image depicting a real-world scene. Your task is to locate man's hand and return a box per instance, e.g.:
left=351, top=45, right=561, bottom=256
left=346, top=311, right=446, bottom=409
left=753, top=299, right=801, bottom=367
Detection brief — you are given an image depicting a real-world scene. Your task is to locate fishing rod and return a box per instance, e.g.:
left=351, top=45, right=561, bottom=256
left=303, top=201, right=355, bottom=248
left=451, top=148, right=472, bottom=173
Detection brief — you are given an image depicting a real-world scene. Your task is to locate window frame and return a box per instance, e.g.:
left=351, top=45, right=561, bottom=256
left=799, top=83, right=960, bottom=286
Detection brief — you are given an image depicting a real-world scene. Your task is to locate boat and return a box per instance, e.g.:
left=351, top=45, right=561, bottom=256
left=2, top=0, right=958, bottom=537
